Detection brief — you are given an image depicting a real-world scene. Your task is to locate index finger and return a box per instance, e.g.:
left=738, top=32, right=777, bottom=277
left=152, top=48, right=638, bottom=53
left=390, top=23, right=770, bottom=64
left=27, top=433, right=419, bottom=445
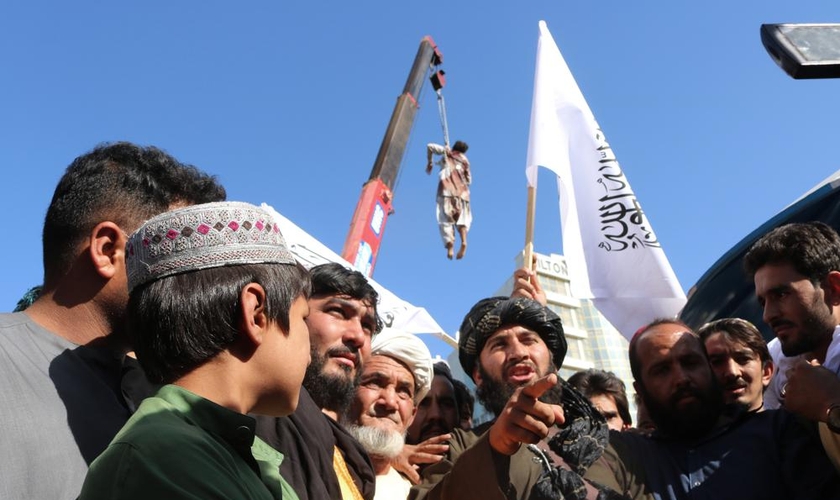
left=513, top=267, right=532, bottom=277
left=521, top=373, right=559, bottom=399
left=404, top=466, right=420, bottom=485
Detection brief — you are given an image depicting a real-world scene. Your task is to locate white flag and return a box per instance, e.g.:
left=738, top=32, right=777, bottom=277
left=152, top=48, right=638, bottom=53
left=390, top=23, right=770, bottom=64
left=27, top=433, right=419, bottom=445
left=525, top=21, right=686, bottom=339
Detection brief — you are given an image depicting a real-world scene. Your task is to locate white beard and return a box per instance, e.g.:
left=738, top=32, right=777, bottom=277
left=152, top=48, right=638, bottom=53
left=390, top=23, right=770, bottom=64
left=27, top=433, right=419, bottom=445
left=346, top=424, right=405, bottom=458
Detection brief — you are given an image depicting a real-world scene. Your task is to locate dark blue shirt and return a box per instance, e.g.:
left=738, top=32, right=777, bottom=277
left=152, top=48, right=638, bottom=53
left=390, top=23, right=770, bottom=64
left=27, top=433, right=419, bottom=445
left=585, top=408, right=840, bottom=500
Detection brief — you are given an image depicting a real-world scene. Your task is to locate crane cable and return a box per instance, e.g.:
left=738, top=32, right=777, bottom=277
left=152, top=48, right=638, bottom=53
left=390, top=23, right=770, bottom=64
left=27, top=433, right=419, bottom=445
left=394, top=65, right=450, bottom=196
left=436, top=89, right=450, bottom=148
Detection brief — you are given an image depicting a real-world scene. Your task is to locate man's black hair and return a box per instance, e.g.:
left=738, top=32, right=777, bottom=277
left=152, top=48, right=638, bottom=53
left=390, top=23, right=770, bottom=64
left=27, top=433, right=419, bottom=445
left=310, top=262, right=383, bottom=334
left=42, top=142, right=225, bottom=286
left=744, top=221, right=840, bottom=282
left=567, top=369, right=632, bottom=426
left=452, top=140, right=469, bottom=154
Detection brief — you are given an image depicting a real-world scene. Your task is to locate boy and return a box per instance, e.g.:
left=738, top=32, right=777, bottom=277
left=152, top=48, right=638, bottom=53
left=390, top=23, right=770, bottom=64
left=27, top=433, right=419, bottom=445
left=80, top=201, right=309, bottom=499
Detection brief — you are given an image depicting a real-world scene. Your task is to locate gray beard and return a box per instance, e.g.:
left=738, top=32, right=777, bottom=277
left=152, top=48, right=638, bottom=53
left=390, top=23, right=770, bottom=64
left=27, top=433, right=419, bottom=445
left=346, top=424, right=405, bottom=458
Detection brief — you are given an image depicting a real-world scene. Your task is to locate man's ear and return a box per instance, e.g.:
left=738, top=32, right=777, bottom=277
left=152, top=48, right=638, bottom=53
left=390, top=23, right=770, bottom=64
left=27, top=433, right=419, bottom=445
left=472, top=365, right=482, bottom=387
left=239, top=283, right=268, bottom=347
left=89, top=222, right=126, bottom=279
left=824, top=271, right=840, bottom=306
left=762, top=360, right=775, bottom=388
left=406, top=404, right=418, bottom=429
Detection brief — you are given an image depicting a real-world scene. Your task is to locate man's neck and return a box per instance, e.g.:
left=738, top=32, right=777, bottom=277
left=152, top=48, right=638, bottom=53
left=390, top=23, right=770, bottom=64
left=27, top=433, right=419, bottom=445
left=25, top=292, right=113, bottom=347
left=321, top=408, right=339, bottom=421
left=369, top=455, right=392, bottom=476
left=175, top=357, right=251, bottom=415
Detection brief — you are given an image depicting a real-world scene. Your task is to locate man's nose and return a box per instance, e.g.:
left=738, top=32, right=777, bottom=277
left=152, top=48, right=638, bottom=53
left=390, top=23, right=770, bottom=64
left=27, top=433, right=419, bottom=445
left=343, top=318, right=366, bottom=349
left=762, top=299, right=779, bottom=326
left=721, top=358, right=740, bottom=379
left=508, top=338, right=531, bottom=361
left=426, top=399, right=442, bottom=420
left=673, top=365, right=692, bottom=387
left=378, top=386, right=399, bottom=410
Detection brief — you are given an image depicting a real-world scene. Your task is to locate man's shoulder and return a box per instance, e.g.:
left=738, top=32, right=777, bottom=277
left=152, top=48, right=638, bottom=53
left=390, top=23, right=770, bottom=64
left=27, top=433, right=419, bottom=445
left=0, top=311, right=29, bottom=329
left=0, top=311, right=66, bottom=348
left=602, top=429, right=658, bottom=459
left=263, top=387, right=366, bottom=456
left=84, top=402, right=273, bottom=500
left=115, top=396, right=195, bottom=444
left=731, top=407, right=813, bottom=439
left=450, top=423, right=490, bottom=446
left=452, top=151, right=469, bottom=164
left=466, top=420, right=494, bottom=435
left=257, top=388, right=333, bottom=445
left=254, top=387, right=375, bottom=499
left=0, top=310, right=127, bottom=419
left=109, top=395, right=249, bottom=468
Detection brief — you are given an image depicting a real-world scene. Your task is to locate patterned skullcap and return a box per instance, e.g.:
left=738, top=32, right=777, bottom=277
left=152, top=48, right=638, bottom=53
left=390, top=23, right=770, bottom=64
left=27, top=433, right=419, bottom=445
left=371, top=328, right=434, bottom=404
left=126, top=201, right=295, bottom=292
left=458, top=297, right=567, bottom=381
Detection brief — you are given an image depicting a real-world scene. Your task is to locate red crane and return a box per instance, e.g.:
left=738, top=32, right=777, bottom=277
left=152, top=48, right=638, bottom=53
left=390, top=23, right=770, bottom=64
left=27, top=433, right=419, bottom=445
left=341, top=36, right=446, bottom=277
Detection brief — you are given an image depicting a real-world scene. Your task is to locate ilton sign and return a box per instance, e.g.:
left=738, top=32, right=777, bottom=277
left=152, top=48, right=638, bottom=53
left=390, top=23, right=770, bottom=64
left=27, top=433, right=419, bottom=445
left=535, top=253, right=569, bottom=280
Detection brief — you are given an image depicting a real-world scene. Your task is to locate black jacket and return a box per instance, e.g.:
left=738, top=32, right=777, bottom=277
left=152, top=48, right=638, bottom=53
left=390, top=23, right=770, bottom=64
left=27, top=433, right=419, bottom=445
left=255, top=388, right=376, bottom=500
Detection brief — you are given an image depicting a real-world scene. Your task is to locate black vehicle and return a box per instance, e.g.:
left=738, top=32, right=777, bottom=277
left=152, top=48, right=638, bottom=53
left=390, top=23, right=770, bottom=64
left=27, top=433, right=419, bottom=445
left=680, top=169, right=840, bottom=341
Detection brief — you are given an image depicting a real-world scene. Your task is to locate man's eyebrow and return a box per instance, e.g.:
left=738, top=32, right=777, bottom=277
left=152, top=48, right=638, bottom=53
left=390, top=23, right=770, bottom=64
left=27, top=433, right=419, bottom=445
left=327, top=297, right=356, bottom=307
left=647, top=360, right=668, bottom=372
left=324, top=297, right=368, bottom=315
left=487, top=331, right=513, bottom=343
left=766, top=284, right=792, bottom=295
left=361, top=371, right=388, bottom=382
left=397, top=380, right=414, bottom=393
left=756, top=284, right=790, bottom=301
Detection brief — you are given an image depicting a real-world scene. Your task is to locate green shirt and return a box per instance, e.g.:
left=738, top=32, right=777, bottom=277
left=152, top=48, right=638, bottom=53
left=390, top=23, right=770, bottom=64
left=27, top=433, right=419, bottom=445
left=79, top=384, right=299, bottom=500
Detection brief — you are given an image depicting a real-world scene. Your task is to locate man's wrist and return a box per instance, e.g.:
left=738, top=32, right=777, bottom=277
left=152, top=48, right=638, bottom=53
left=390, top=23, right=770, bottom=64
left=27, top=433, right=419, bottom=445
left=826, top=403, right=840, bottom=433
left=488, top=425, right=520, bottom=456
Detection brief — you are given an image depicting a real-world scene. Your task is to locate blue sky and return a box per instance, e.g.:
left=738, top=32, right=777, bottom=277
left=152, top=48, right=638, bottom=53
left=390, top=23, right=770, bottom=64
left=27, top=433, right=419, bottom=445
left=2, top=1, right=838, bottom=358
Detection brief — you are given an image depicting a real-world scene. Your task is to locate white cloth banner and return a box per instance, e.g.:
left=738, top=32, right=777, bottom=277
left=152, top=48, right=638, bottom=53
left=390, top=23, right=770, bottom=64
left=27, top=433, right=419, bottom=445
left=260, top=203, right=448, bottom=340
left=525, top=21, right=686, bottom=339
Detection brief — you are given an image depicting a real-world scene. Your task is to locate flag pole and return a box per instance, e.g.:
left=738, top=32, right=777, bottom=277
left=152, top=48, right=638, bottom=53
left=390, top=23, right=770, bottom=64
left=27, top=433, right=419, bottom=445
left=524, top=185, right=537, bottom=271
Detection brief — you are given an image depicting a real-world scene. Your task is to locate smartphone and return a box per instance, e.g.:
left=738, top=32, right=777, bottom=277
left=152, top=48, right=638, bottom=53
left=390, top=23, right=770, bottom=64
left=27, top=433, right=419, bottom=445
left=760, top=23, right=840, bottom=79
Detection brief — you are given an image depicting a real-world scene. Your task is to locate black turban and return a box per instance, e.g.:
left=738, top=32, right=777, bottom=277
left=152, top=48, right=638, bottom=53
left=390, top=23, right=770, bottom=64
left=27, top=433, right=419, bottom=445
left=458, top=297, right=567, bottom=380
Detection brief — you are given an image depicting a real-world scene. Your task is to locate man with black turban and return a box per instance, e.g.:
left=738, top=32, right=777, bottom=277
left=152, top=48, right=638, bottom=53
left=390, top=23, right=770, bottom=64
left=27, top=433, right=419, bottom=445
left=410, top=297, right=610, bottom=500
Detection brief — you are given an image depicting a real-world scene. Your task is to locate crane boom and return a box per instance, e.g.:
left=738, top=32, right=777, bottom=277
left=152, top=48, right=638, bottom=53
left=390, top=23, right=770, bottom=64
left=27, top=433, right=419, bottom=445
left=341, top=36, right=444, bottom=276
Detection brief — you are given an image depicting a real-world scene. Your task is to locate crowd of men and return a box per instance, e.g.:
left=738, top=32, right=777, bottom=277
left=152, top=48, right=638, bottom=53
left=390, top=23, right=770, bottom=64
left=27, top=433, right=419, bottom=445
left=2, top=141, right=840, bottom=500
